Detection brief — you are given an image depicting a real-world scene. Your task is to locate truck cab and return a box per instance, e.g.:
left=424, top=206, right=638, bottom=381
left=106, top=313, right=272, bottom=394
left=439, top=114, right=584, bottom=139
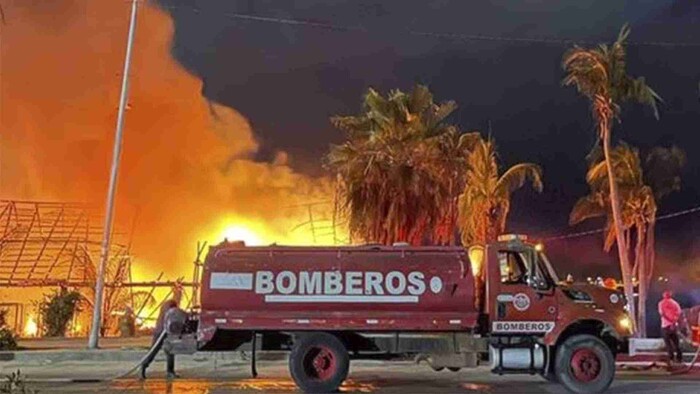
left=477, top=234, right=632, bottom=393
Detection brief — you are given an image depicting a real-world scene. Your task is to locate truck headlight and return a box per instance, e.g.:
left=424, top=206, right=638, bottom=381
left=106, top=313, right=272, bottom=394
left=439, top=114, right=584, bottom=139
left=619, top=316, right=632, bottom=331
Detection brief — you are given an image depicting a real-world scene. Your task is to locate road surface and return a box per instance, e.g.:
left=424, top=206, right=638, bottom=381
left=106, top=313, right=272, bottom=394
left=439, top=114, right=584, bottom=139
left=19, top=360, right=700, bottom=393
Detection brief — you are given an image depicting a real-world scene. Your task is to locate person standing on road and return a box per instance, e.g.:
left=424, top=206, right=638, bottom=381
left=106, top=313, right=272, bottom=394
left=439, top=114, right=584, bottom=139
left=658, top=290, right=683, bottom=364
left=140, top=287, right=182, bottom=379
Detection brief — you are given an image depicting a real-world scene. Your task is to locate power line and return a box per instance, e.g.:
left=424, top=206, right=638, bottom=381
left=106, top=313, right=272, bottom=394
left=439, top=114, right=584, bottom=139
left=543, top=228, right=605, bottom=242
left=153, top=3, right=700, bottom=48
left=543, top=204, right=700, bottom=242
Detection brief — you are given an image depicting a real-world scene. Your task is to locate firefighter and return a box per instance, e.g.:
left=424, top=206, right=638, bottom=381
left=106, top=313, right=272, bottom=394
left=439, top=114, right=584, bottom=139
left=658, top=290, right=683, bottom=365
left=140, top=288, right=182, bottom=379
left=119, top=306, right=136, bottom=337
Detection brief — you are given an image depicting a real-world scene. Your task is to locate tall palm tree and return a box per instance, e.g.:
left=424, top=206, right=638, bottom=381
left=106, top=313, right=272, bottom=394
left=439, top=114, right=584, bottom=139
left=562, top=25, right=661, bottom=330
left=458, top=136, right=543, bottom=246
left=327, top=85, right=473, bottom=245
left=571, top=143, right=683, bottom=336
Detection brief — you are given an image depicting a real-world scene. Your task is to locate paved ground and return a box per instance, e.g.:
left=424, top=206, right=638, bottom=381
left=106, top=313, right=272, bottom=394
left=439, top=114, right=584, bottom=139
left=6, top=359, right=700, bottom=393
left=4, top=337, right=699, bottom=393
left=16, top=336, right=151, bottom=350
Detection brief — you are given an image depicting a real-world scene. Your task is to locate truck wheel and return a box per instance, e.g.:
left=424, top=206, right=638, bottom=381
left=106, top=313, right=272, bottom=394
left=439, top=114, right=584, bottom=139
left=448, top=367, right=461, bottom=372
left=555, top=334, right=614, bottom=394
left=289, top=332, right=349, bottom=393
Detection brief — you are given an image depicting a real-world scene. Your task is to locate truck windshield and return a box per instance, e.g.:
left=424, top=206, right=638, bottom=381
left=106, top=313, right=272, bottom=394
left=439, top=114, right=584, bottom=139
left=537, top=251, right=559, bottom=285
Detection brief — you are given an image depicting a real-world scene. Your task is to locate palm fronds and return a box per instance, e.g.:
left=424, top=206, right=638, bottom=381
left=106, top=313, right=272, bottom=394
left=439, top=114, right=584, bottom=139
left=327, top=85, right=470, bottom=245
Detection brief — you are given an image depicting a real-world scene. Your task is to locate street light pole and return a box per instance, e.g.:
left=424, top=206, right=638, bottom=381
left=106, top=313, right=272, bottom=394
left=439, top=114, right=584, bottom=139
left=88, top=0, right=139, bottom=349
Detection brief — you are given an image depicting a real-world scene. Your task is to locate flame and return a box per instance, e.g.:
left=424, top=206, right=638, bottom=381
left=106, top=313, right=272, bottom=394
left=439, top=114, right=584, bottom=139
left=138, top=317, right=157, bottom=330
left=0, top=0, right=336, bottom=290
left=23, top=316, right=38, bottom=337
left=468, top=245, right=485, bottom=276
left=70, top=322, right=83, bottom=336
left=220, top=224, right=265, bottom=246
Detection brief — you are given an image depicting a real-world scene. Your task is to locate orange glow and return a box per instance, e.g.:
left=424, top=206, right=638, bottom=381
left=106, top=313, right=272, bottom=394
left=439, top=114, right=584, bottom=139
left=220, top=224, right=265, bottom=246
left=603, top=277, right=618, bottom=289
left=138, top=317, right=157, bottom=330
left=23, top=316, right=38, bottom=337
left=111, top=378, right=375, bottom=393
left=0, top=0, right=336, bottom=294
left=468, top=245, right=485, bottom=276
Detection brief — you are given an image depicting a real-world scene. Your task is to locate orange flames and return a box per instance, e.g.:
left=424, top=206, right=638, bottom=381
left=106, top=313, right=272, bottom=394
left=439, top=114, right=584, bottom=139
left=23, top=315, right=38, bottom=337
left=0, top=0, right=337, bottom=290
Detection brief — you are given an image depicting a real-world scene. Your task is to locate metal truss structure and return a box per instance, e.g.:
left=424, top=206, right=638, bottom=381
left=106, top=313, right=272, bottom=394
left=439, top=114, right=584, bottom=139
left=0, top=200, right=131, bottom=287
left=289, top=200, right=349, bottom=245
left=0, top=200, right=202, bottom=336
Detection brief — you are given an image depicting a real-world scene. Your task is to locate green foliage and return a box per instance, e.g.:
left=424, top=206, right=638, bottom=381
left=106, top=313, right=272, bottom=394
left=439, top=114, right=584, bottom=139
left=0, top=370, right=37, bottom=394
left=0, top=329, right=18, bottom=352
left=562, top=24, right=661, bottom=127
left=644, top=145, right=686, bottom=200
left=39, top=289, right=82, bottom=337
left=458, top=136, right=543, bottom=246
left=571, top=143, right=684, bottom=252
left=0, top=311, right=17, bottom=351
left=327, top=85, right=477, bottom=245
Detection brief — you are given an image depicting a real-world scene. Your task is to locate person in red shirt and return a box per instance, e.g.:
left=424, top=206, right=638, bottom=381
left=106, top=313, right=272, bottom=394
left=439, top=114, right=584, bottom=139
left=658, top=290, right=683, bottom=363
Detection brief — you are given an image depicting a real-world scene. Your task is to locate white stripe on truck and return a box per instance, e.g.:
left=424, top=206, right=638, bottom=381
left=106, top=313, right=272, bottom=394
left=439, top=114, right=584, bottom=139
left=210, top=272, right=254, bottom=290
left=264, top=295, right=419, bottom=303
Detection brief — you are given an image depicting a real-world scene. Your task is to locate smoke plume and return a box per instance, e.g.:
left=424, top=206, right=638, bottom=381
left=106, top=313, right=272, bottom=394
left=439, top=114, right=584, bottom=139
left=0, top=0, right=333, bottom=281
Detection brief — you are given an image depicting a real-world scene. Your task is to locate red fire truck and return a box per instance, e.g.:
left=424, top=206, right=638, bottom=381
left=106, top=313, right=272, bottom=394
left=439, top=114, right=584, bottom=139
left=166, top=234, right=632, bottom=393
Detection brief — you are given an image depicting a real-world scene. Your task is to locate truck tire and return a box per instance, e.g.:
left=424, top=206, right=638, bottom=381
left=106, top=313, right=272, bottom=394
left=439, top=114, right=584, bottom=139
left=555, top=334, right=614, bottom=394
left=289, top=332, right=349, bottom=393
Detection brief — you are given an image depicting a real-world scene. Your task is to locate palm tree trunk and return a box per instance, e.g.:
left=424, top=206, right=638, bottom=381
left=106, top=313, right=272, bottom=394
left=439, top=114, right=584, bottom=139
left=645, top=219, right=656, bottom=285
left=643, top=219, right=656, bottom=338
left=635, top=223, right=647, bottom=337
left=601, top=124, right=637, bottom=334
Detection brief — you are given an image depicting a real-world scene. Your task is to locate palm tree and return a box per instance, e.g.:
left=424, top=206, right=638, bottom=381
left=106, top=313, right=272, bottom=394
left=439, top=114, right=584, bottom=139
left=562, top=25, right=661, bottom=330
left=458, top=136, right=543, bottom=246
left=571, top=143, right=684, bottom=337
left=327, top=85, right=474, bottom=245
left=432, top=129, right=480, bottom=245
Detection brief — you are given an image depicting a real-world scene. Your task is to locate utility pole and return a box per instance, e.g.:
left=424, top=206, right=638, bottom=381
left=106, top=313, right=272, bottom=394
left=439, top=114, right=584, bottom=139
left=88, top=0, right=139, bottom=349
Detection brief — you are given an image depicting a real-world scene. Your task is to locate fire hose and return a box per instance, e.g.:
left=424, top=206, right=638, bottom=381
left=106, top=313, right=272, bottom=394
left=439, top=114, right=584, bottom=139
left=67, top=329, right=168, bottom=383
left=670, top=324, right=700, bottom=376
left=621, top=314, right=699, bottom=375
left=669, top=315, right=700, bottom=375
left=670, top=344, right=700, bottom=375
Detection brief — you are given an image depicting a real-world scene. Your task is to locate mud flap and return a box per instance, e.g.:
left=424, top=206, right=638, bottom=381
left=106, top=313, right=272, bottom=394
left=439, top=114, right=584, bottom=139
left=251, top=331, right=258, bottom=378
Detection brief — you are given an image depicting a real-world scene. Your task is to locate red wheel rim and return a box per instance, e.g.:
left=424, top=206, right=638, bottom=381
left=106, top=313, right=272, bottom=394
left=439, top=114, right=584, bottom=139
left=302, top=346, right=337, bottom=381
left=570, top=348, right=601, bottom=383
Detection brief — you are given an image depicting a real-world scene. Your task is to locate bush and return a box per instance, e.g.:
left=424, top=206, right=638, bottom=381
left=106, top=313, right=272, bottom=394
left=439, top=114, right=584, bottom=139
left=0, top=311, right=17, bottom=351
left=39, top=289, right=82, bottom=337
left=1, top=370, right=37, bottom=394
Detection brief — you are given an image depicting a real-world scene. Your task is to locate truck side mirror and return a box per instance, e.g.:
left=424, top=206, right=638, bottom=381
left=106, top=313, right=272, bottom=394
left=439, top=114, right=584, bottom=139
left=529, top=277, right=549, bottom=292
left=526, top=278, right=548, bottom=300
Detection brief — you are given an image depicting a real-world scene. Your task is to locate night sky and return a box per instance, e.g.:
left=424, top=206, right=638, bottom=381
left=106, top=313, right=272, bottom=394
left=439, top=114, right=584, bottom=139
left=154, top=0, right=700, bottom=324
